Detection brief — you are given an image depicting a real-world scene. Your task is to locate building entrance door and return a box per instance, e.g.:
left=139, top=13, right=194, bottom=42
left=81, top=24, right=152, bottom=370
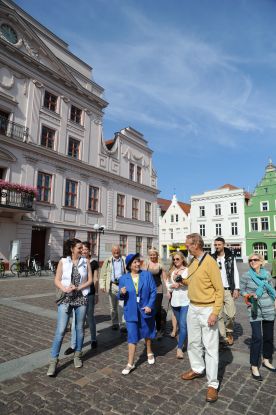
left=31, top=227, right=46, bottom=265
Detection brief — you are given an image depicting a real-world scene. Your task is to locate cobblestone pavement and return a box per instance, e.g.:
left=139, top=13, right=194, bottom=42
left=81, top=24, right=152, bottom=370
left=1, top=268, right=276, bottom=415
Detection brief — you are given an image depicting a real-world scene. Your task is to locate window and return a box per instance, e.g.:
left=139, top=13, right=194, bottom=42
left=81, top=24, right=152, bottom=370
left=120, top=235, right=127, bottom=256
left=88, top=186, right=99, bottom=212
left=87, top=232, right=97, bottom=256
left=253, top=242, right=268, bottom=260
left=230, top=202, right=237, bottom=214
left=250, top=218, right=258, bottom=231
left=199, top=224, right=205, bottom=237
left=132, top=198, right=139, bottom=220
left=170, top=228, right=173, bottom=239
left=215, top=204, right=221, bottom=216
left=41, top=126, right=55, bottom=149
left=117, top=194, right=125, bottom=217
left=171, top=214, right=174, bottom=222
left=137, top=166, right=142, bottom=183
left=37, top=172, right=52, bottom=202
left=65, top=179, right=78, bottom=207
left=147, top=237, right=153, bottom=252
left=231, top=222, right=238, bottom=236
left=68, top=137, right=80, bottom=159
left=272, top=242, right=276, bottom=259
left=176, top=214, right=179, bottom=222
left=261, top=217, right=269, bottom=231
left=70, top=105, right=82, bottom=124
left=215, top=223, right=222, bottom=236
left=145, top=202, right=151, bottom=222
left=136, top=236, right=142, bottom=254
left=199, top=206, right=205, bottom=217
left=129, top=163, right=135, bottom=181
left=261, top=201, right=269, bottom=211
left=0, top=167, right=6, bottom=180
left=43, top=91, right=58, bottom=112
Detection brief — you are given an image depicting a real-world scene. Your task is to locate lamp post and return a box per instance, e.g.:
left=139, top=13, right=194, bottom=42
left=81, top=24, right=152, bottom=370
left=93, top=224, right=105, bottom=263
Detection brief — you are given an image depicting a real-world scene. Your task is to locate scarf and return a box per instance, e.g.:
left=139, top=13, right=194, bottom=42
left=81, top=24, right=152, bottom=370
left=249, top=268, right=275, bottom=300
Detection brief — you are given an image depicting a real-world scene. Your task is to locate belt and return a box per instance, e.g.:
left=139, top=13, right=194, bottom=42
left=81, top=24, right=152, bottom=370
left=224, top=288, right=231, bottom=291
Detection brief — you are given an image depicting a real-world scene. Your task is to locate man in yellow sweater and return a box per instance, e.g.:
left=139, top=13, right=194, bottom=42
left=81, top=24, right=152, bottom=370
left=181, top=233, right=223, bottom=403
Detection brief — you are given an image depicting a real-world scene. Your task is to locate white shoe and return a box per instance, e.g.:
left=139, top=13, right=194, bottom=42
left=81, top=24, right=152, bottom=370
left=122, top=363, right=135, bottom=375
left=147, top=353, right=155, bottom=365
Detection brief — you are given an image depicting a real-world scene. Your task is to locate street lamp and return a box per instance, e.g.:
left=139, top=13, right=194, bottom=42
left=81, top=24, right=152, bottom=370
left=93, top=224, right=105, bottom=263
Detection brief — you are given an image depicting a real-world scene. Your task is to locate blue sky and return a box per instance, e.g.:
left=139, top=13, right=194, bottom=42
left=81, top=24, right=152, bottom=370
left=15, top=0, right=276, bottom=202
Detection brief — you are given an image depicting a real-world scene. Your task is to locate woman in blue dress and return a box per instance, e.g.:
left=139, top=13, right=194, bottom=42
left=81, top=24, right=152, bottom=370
left=118, top=253, right=157, bottom=375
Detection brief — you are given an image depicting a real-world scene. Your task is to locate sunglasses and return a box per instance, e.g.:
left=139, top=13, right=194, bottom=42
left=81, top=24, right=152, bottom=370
left=173, top=258, right=181, bottom=261
left=218, top=261, right=222, bottom=270
left=249, top=258, right=260, bottom=263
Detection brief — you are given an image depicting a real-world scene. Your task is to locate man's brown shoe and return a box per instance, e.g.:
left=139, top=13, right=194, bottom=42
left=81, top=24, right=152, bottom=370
left=226, top=333, right=234, bottom=346
left=206, top=387, right=218, bottom=403
left=181, top=369, right=204, bottom=380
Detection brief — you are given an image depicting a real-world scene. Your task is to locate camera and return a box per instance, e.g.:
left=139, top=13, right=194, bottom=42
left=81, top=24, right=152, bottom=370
left=175, top=275, right=183, bottom=283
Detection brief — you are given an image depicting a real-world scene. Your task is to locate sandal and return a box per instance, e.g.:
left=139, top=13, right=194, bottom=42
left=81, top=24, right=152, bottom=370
left=122, top=363, right=135, bottom=375
left=147, top=353, right=155, bottom=365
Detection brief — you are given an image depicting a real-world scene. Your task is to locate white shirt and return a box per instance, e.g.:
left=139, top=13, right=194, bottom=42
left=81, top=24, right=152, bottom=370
left=216, top=255, right=240, bottom=289
left=166, top=268, right=190, bottom=307
left=111, top=257, right=124, bottom=282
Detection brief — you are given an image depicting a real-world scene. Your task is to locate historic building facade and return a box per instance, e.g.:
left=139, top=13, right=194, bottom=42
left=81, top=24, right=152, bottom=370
left=245, top=160, right=276, bottom=263
left=0, top=0, right=158, bottom=266
left=190, top=184, right=249, bottom=261
left=158, top=195, right=190, bottom=260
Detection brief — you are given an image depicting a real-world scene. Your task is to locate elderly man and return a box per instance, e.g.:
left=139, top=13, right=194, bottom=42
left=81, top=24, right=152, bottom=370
left=100, top=245, right=127, bottom=333
left=181, top=233, right=223, bottom=403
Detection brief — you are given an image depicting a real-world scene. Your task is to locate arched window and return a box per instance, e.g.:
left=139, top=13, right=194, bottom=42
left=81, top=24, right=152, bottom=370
left=253, top=242, right=268, bottom=260
left=272, top=243, right=276, bottom=259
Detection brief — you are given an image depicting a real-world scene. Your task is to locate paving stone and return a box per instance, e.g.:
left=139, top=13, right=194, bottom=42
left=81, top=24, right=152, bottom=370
left=228, top=400, right=249, bottom=413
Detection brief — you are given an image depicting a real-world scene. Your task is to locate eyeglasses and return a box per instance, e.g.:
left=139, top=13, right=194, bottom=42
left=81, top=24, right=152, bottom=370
left=249, top=258, right=260, bottom=263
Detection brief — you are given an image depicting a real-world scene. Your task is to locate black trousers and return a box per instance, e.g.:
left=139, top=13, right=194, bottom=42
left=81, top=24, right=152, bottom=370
left=155, top=293, right=163, bottom=331
left=250, top=320, right=274, bottom=366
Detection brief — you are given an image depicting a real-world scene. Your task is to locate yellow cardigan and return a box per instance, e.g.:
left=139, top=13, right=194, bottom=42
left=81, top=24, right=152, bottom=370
left=185, top=254, right=224, bottom=316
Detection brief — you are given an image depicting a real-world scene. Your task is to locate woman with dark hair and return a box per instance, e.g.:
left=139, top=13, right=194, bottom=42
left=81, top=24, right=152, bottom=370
left=119, top=253, right=157, bottom=375
left=166, top=251, right=189, bottom=359
left=64, top=241, right=99, bottom=355
left=240, top=253, right=276, bottom=381
left=47, top=239, right=92, bottom=376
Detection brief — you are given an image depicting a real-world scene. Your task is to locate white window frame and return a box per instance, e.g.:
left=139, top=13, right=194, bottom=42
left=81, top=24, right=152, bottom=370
left=260, top=201, right=269, bottom=212
left=260, top=216, right=270, bottom=231
left=249, top=217, right=258, bottom=232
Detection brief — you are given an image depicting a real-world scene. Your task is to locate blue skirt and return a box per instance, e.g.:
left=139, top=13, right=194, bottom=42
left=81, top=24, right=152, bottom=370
left=126, top=307, right=156, bottom=344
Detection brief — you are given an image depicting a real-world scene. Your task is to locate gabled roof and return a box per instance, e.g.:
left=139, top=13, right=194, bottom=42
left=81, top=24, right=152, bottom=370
left=157, top=198, right=190, bottom=215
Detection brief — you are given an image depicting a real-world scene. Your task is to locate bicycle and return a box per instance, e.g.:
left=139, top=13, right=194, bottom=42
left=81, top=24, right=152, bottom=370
left=10, top=255, right=28, bottom=277
left=26, top=254, right=42, bottom=276
left=47, top=258, right=56, bottom=275
left=0, top=258, right=6, bottom=277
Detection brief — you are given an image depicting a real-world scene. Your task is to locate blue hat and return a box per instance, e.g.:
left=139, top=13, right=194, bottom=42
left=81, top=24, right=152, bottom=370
left=125, top=253, right=140, bottom=271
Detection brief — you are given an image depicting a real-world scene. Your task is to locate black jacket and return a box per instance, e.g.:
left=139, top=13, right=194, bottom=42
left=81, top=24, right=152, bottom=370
left=211, top=248, right=237, bottom=292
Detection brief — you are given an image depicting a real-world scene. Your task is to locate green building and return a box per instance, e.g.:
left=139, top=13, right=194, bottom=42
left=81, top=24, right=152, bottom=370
left=245, top=160, right=276, bottom=262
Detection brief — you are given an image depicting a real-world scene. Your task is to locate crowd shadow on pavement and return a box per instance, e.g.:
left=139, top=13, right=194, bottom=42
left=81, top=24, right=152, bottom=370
left=218, top=347, right=234, bottom=387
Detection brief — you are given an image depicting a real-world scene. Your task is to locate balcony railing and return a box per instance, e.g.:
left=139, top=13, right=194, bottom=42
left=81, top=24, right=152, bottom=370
left=0, top=115, right=29, bottom=141
left=0, top=189, right=34, bottom=210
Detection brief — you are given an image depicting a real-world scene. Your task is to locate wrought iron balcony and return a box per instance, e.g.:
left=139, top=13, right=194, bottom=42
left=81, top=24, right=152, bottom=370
left=0, top=115, right=29, bottom=141
left=0, top=189, right=34, bottom=211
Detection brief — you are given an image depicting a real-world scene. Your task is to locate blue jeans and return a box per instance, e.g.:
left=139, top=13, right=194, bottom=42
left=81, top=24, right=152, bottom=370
left=71, top=295, right=96, bottom=348
left=172, top=305, right=189, bottom=349
left=51, top=304, right=87, bottom=358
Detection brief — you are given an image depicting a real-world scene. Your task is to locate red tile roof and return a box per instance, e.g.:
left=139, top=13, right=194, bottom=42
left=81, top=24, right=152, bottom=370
left=219, top=184, right=250, bottom=200
left=157, top=197, right=190, bottom=215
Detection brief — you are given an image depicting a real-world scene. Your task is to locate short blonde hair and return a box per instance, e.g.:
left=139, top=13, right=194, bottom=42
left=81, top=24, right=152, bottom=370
left=148, top=247, right=159, bottom=257
left=248, top=252, right=265, bottom=266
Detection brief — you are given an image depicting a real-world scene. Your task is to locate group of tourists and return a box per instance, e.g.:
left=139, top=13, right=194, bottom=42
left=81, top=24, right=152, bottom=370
left=47, top=233, right=276, bottom=403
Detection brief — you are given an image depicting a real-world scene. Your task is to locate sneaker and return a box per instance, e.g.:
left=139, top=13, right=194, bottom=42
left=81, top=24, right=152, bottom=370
left=176, top=348, right=184, bottom=359
left=147, top=353, right=155, bottom=365
left=91, top=341, right=98, bottom=349
left=64, top=347, right=75, bottom=356
left=47, top=358, right=58, bottom=377
left=122, top=363, right=135, bottom=375
left=74, top=352, right=83, bottom=368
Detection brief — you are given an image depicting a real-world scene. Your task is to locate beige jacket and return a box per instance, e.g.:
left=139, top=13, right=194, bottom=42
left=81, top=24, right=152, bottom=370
left=99, top=255, right=126, bottom=291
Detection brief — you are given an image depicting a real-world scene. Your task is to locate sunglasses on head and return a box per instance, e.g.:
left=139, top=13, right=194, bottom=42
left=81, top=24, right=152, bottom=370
left=249, top=258, right=260, bottom=263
